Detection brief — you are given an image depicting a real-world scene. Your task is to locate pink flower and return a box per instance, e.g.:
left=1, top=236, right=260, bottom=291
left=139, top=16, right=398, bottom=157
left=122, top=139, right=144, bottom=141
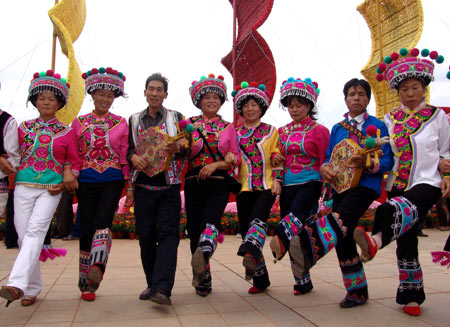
left=296, top=155, right=311, bottom=165
left=343, top=277, right=352, bottom=288
left=398, top=63, right=410, bottom=73
left=399, top=270, right=409, bottom=281
left=94, top=127, right=106, bottom=136
left=408, top=118, right=419, bottom=128
left=101, top=148, right=111, bottom=159
left=90, top=149, right=100, bottom=159
left=94, top=138, right=106, bottom=148
left=395, top=137, right=409, bottom=148
left=35, top=147, right=49, bottom=158
left=287, top=143, right=301, bottom=154
left=280, top=134, right=288, bottom=142
left=394, top=125, right=403, bottom=134
left=252, top=166, right=262, bottom=175
left=33, top=160, right=46, bottom=172
left=413, top=270, right=423, bottom=280
left=252, top=155, right=262, bottom=163
left=400, top=152, right=412, bottom=162
left=398, top=169, right=410, bottom=180
left=253, top=179, right=263, bottom=187
left=47, top=160, right=55, bottom=170
left=420, top=108, right=431, bottom=117
left=290, top=163, right=303, bottom=174
left=253, top=131, right=263, bottom=139
left=246, top=144, right=256, bottom=153
left=38, top=135, right=52, bottom=144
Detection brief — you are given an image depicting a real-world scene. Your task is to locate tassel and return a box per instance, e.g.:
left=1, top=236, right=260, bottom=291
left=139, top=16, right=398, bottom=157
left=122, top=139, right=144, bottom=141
left=49, top=248, right=68, bottom=258
left=431, top=251, right=450, bottom=269
left=218, top=232, right=225, bottom=244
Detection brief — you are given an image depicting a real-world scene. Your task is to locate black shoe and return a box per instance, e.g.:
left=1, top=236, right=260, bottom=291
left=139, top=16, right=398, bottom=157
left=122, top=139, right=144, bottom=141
left=150, top=290, right=171, bottom=305
left=417, top=231, right=428, bottom=237
left=195, top=287, right=211, bottom=297
left=139, top=287, right=152, bottom=300
left=339, top=298, right=365, bottom=308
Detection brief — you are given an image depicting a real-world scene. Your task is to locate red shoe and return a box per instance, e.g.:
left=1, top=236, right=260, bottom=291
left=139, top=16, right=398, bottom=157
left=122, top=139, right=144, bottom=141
left=81, top=291, right=96, bottom=301
left=294, top=289, right=302, bottom=296
left=353, top=227, right=377, bottom=263
left=248, top=286, right=264, bottom=294
left=403, top=303, right=421, bottom=316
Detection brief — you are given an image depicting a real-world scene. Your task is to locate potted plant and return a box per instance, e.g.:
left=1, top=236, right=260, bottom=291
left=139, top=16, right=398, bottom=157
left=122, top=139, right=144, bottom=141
left=0, top=218, right=5, bottom=240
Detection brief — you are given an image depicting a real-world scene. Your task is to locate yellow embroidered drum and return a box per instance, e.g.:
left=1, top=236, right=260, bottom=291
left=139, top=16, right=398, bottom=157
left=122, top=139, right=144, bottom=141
left=136, top=127, right=190, bottom=178
left=328, top=138, right=363, bottom=193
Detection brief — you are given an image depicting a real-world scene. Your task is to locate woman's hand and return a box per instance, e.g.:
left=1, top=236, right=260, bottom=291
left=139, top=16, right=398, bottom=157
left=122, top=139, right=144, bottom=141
left=131, top=154, right=148, bottom=171
left=320, top=164, right=336, bottom=184
left=440, top=158, right=450, bottom=175
left=272, top=153, right=285, bottom=166
left=163, top=141, right=180, bottom=155
left=199, top=162, right=219, bottom=179
left=442, top=177, right=450, bottom=198
left=0, top=156, right=16, bottom=175
left=225, top=152, right=237, bottom=166
left=48, top=183, right=65, bottom=195
left=125, top=190, right=134, bottom=207
left=271, top=180, right=282, bottom=196
left=63, top=167, right=78, bottom=194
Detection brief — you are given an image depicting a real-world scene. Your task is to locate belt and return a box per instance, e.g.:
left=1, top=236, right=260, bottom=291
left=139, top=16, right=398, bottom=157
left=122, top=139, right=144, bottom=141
left=185, top=175, right=225, bottom=182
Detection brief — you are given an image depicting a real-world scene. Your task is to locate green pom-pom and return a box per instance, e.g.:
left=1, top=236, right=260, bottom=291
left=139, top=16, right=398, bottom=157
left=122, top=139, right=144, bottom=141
left=421, top=48, right=430, bottom=57
left=231, top=90, right=237, bottom=97
left=436, top=55, right=445, bottom=64
left=118, top=72, right=123, bottom=78
left=185, top=124, right=194, bottom=133
left=258, top=84, right=266, bottom=91
left=39, top=71, right=46, bottom=77
left=87, top=70, right=92, bottom=76
left=384, top=56, right=392, bottom=64
left=99, top=67, right=106, bottom=74
left=241, top=81, right=249, bottom=88
left=376, top=67, right=381, bottom=74
left=399, top=48, right=408, bottom=56
left=447, top=71, right=450, bottom=79
left=61, top=78, right=67, bottom=84
left=200, top=76, right=206, bottom=80
left=365, top=137, right=376, bottom=149
left=317, top=88, right=320, bottom=95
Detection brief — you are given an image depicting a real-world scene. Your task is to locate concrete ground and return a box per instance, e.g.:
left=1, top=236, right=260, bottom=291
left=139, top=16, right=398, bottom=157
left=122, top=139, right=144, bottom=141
left=0, top=228, right=449, bottom=327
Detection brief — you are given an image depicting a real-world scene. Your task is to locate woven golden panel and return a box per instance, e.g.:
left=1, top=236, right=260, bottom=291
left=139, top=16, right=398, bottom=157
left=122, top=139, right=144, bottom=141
left=49, top=0, right=86, bottom=124
left=358, top=0, right=424, bottom=118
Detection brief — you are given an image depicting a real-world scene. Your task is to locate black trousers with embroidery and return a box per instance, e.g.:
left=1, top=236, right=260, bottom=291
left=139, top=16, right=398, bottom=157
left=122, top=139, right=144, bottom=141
left=373, top=183, right=441, bottom=305
left=332, top=186, right=378, bottom=304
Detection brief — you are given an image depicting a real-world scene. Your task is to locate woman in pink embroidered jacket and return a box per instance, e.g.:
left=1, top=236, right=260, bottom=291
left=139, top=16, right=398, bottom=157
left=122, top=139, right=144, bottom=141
left=269, top=77, right=329, bottom=296
left=0, top=70, right=81, bottom=307
left=71, top=67, right=129, bottom=302
left=186, top=74, right=240, bottom=297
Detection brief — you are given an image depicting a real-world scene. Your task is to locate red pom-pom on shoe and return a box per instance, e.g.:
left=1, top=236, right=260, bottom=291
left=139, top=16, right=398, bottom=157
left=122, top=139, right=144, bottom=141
left=248, top=286, right=264, bottom=294
left=403, top=303, right=421, bottom=316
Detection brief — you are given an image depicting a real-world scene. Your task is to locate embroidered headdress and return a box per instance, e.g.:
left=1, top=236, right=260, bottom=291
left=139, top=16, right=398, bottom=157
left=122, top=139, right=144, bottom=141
left=82, top=67, right=126, bottom=97
left=279, top=77, right=320, bottom=107
left=189, top=73, right=227, bottom=109
left=27, top=69, right=70, bottom=109
left=231, top=81, right=270, bottom=117
left=376, top=48, right=445, bottom=90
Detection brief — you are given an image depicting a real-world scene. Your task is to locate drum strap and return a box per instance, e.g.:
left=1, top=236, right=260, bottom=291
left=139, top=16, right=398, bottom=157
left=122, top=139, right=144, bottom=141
left=338, top=120, right=365, bottom=141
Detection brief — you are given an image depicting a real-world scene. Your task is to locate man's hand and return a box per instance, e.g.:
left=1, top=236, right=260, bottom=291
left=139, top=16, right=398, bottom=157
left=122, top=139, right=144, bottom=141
left=440, top=158, right=450, bottom=174
left=442, top=177, right=450, bottom=198
left=271, top=180, right=281, bottom=196
left=63, top=167, right=78, bottom=194
left=131, top=154, right=149, bottom=171
left=348, top=154, right=366, bottom=168
left=320, top=164, right=337, bottom=184
left=163, top=141, right=180, bottom=155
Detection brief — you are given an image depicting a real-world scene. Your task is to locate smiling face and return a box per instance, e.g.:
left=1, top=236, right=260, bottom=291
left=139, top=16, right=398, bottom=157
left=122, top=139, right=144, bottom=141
left=345, top=85, right=369, bottom=118
left=200, top=92, right=222, bottom=119
left=241, top=98, right=262, bottom=125
left=35, top=91, right=61, bottom=122
left=144, top=80, right=168, bottom=111
left=287, top=96, right=311, bottom=123
left=92, top=89, right=116, bottom=116
left=398, top=78, right=425, bottom=109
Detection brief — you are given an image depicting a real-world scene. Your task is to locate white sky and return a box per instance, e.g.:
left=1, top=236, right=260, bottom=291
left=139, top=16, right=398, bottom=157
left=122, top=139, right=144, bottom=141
left=1, top=0, right=450, bottom=128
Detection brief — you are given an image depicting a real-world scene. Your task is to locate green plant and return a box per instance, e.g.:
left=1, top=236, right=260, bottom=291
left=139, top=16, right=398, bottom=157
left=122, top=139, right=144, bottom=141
left=0, top=221, right=5, bottom=233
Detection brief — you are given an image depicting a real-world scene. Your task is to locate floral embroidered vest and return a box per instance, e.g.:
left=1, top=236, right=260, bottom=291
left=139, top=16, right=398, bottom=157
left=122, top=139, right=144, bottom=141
left=279, top=119, right=321, bottom=185
left=237, top=123, right=272, bottom=191
left=16, top=118, right=68, bottom=188
left=77, top=113, right=122, bottom=174
left=387, top=104, right=438, bottom=191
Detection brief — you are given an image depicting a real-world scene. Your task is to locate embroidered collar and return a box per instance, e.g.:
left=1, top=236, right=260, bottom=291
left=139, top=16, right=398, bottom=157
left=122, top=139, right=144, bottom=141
left=37, top=116, right=58, bottom=125
left=399, top=100, right=426, bottom=115
left=284, top=116, right=315, bottom=133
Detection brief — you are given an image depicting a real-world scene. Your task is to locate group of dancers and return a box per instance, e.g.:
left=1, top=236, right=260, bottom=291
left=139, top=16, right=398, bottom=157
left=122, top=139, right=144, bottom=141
left=0, top=46, right=449, bottom=318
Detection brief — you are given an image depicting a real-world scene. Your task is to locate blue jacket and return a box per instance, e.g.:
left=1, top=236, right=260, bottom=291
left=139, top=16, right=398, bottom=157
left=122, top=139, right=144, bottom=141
left=324, top=114, right=394, bottom=195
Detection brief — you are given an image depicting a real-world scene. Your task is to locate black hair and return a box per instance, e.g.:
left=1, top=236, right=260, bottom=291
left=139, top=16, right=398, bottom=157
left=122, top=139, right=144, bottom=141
left=29, top=91, right=66, bottom=110
left=145, top=73, right=168, bottom=92
left=343, top=78, right=371, bottom=101
left=89, top=88, right=122, bottom=98
left=286, top=95, right=317, bottom=121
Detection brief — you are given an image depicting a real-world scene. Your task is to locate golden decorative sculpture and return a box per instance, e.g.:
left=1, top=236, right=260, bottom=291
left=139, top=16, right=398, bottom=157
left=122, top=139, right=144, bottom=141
left=358, top=0, right=424, bottom=118
left=49, top=0, right=86, bottom=124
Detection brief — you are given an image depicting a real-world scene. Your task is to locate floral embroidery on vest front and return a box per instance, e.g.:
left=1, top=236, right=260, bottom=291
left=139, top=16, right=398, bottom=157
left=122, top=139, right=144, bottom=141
left=238, top=123, right=272, bottom=191
left=77, top=113, right=122, bottom=173
left=388, top=104, right=437, bottom=191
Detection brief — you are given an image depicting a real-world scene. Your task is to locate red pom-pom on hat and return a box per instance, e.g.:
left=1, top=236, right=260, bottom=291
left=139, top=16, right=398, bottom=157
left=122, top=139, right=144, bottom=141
left=122, top=76, right=126, bottom=81
left=250, top=82, right=258, bottom=87
left=82, top=72, right=88, bottom=79
left=66, top=83, right=70, bottom=88
left=208, top=73, right=215, bottom=78
left=378, top=62, right=387, bottom=72
left=33, top=72, right=40, bottom=79
left=91, top=68, right=99, bottom=74
left=430, top=51, right=438, bottom=60
left=54, top=73, right=61, bottom=79
left=376, top=74, right=384, bottom=82
left=410, top=48, right=420, bottom=56
left=46, top=69, right=54, bottom=76
left=312, top=81, right=318, bottom=88
left=235, top=85, right=242, bottom=91
left=217, top=75, right=224, bottom=80
left=106, top=67, right=113, bottom=74
left=390, top=52, right=400, bottom=61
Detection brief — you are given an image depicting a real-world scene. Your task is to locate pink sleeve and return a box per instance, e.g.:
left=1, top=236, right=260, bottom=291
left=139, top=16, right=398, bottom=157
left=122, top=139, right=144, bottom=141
left=65, top=128, right=82, bottom=176
left=119, top=119, right=130, bottom=179
left=226, top=125, right=241, bottom=166
left=317, top=125, right=330, bottom=167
